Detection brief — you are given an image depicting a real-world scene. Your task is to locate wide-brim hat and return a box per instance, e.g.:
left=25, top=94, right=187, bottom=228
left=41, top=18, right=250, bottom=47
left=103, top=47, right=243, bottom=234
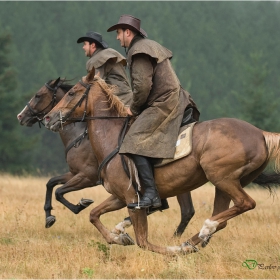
left=107, top=14, right=148, bottom=37
left=77, top=31, right=108, bottom=49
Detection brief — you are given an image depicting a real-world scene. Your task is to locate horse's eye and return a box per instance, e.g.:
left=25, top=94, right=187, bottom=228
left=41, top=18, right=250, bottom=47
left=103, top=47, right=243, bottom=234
left=35, top=94, right=40, bottom=98
left=68, top=91, right=74, bottom=96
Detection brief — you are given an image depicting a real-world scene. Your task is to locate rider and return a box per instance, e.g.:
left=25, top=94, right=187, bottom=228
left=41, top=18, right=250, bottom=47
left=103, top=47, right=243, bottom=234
left=77, top=31, right=132, bottom=105
left=107, top=15, right=200, bottom=209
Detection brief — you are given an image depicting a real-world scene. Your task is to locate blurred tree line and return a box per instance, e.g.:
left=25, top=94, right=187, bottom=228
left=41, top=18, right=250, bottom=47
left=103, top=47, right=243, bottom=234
left=0, top=1, right=280, bottom=175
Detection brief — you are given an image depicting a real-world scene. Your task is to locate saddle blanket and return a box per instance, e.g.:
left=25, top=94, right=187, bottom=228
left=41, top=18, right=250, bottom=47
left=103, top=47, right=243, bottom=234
left=154, top=122, right=196, bottom=167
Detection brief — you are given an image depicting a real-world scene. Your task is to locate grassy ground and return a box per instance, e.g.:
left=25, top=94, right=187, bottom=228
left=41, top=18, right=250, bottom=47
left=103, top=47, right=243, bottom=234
left=0, top=173, right=279, bottom=279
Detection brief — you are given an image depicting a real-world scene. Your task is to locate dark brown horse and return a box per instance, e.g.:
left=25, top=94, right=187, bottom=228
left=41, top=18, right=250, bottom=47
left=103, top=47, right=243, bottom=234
left=44, top=68, right=280, bottom=254
left=17, top=78, right=195, bottom=239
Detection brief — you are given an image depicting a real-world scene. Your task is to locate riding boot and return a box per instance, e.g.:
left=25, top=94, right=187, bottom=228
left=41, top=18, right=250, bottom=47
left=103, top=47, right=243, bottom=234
left=127, top=154, right=162, bottom=209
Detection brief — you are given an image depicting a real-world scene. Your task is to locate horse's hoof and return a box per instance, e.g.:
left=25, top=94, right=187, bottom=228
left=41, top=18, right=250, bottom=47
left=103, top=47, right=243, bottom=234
left=79, top=198, right=94, bottom=207
left=119, top=233, right=135, bottom=246
left=201, top=235, right=212, bottom=248
left=45, top=216, right=56, bottom=228
left=181, top=241, right=199, bottom=254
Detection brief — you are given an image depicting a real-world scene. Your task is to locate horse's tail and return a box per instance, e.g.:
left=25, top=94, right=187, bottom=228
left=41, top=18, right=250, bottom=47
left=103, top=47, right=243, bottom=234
left=252, top=172, right=280, bottom=191
left=249, top=131, right=280, bottom=192
left=263, top=131, right=280, bottom=173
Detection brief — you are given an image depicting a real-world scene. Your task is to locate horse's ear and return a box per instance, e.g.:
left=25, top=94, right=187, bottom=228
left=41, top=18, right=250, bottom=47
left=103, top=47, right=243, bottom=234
left=86, top=67, right=95, bottom=82
left=53, top=77, right=60, bottom=88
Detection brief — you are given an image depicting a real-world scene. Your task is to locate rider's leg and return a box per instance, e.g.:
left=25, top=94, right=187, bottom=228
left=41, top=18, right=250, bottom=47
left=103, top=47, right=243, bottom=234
left=127, top=154, right=162, bottom=209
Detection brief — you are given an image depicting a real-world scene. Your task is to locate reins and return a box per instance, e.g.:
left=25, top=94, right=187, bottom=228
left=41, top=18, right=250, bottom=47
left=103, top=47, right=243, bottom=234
left=96, top=116, right=130, bottom=185
left=64, top=126, right=88, bottom=157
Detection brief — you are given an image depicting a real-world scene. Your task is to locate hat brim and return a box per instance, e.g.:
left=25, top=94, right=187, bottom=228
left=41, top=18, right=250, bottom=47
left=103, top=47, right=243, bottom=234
left=107, top=24, right=147, bottom=37
left=77, top=37, right=108, bottom=48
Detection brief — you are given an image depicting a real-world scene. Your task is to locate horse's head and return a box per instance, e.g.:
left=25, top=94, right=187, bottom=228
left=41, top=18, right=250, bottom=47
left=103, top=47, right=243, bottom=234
left=17, top=77, right=72, bottom=127
left=44, top=67, right=128, bottom=132
left=44, top=68, right=98, bottom=132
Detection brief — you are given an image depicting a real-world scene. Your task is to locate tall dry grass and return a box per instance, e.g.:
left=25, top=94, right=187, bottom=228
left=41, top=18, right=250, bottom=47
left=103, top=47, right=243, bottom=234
left=0, top=173, right=279, bottom=279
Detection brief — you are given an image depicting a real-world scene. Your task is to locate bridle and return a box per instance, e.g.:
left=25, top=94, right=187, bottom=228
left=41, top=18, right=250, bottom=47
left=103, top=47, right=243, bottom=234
left=60, top=79, right=131, bottom=186
left=60, top=79, right=131, bottom=124
left=59, top=79, right=91, bottom=124
left=26, top=80, right=63, bottom=127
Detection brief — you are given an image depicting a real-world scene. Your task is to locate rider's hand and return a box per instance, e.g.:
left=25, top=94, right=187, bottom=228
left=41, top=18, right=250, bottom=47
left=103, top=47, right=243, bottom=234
left=126, top=107, right=133, bottom=116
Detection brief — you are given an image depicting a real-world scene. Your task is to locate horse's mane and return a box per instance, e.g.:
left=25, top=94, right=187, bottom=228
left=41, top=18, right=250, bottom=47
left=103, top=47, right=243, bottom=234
left=93, top=76, right=128, bottom=117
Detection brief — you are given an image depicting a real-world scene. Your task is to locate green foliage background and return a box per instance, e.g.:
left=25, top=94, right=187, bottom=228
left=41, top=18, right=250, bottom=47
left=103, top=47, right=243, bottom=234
left=0, top=1, right=280, bottom=175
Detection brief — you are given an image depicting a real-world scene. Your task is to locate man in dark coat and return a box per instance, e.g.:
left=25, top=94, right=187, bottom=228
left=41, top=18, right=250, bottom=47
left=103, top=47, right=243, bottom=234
left=77, top=31, right=132, bottom=105
left=107, top=15, right=200, bottom=209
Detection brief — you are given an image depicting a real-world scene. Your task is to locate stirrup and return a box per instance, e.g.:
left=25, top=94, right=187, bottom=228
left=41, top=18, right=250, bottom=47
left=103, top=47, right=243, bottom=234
left=127, top=193, right=161, bottom=210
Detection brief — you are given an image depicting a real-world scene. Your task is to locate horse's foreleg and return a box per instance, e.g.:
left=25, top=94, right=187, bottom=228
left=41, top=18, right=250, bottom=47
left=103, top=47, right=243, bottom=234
left=174, top=192, right=195, bottom=237
left=115, top=191, right=195, bottom=238
left=89, top=195, right=134, bottom=246
left=113, top=198, right=172, bottom=235
left=112, top=217, right=132, bottom=235
left=128, top=209, right=173, bottom=254
left=54, top=174, right=94, bottom=215
left=44, top=172, right=73, bottom=228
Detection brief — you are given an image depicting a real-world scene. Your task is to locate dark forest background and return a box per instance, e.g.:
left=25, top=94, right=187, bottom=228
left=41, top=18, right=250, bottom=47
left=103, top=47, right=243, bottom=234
left=1, top=1, right=280, bottom=175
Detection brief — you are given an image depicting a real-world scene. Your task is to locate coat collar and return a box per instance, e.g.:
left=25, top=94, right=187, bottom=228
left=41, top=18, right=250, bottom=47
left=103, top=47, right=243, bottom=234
left=91, top=47, right=103, bottom=58
left=128, top=35, right=144, bottom=53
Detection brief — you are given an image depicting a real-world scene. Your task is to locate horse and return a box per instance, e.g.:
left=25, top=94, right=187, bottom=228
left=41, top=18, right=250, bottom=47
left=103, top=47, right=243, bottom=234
left=17, top=77, right=196, bottom=239
left=44, top=67, right=280, bottom=254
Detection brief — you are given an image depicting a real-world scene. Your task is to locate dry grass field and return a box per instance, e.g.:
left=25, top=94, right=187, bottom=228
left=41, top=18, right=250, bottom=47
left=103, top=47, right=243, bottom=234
left=0, top=173, right=279, bottom=279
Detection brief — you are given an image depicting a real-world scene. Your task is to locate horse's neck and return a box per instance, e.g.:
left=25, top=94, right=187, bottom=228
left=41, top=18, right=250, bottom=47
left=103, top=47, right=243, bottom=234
left=87, top=118, right=123, bottom=163
left=58, top=122, right=87, bottom=147
left=85, top=80, right=126, bottom=163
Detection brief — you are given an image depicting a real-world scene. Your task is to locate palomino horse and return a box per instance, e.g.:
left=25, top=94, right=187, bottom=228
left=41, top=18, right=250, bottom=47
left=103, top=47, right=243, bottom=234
left=17, top=78, right=195, bottom=238
left=44, top=68, right=280, bottom=254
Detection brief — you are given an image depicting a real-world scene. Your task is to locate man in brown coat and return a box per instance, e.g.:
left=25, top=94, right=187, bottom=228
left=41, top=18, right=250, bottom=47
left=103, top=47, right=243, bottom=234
left=77, top=31, right=132, bottom=105
left=107, top=15, right=200, bottom=209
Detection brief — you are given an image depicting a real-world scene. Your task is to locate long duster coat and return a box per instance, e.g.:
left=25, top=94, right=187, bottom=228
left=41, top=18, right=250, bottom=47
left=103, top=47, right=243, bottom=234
left=86, top=48, right=132, bottom=105
left=119, top=35, right=199, bottom=159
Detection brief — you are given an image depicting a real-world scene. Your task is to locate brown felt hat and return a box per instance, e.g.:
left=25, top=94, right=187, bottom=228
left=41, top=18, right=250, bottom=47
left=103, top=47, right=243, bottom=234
left=107, top=14, right=148, bottom=37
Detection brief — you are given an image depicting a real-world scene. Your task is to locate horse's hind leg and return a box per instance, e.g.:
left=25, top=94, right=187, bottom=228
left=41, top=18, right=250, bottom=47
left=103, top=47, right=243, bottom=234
left=185, top=187, right=231, bottom=249
left=182, top=180, right=255, bottom=253
left=54, top=174, right=94, bottom=215
left=44, top=172, right=74, bottom=228
left=201, top=181, right=255, bottom=238
left=174, top=192, right=195, bottom=237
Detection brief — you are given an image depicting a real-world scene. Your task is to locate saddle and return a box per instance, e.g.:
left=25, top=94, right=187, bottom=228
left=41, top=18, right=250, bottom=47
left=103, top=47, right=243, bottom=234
left=181, top=107, right=196, bottom=127
left=97, top=107, right=197, bottom=182
left=153, top=108, right=197, bottom=167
